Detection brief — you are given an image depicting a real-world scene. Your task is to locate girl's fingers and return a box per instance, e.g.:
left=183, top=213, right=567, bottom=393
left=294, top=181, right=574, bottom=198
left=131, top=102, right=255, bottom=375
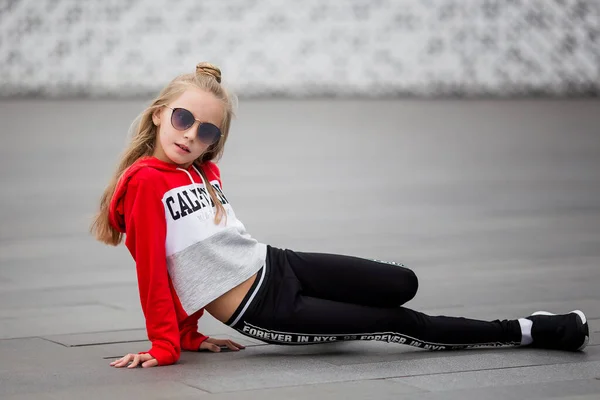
left=225, top=339, right=245, bottom=350
left=109, top=353, right=156, bottom=368
left=127, top=354, right=141, bottom=368
left=114, top=356, right=128, bottom=367
left=230, top=340, right=245, bottom=350
left=110, top=356, right=125, bottom=366
left=142, top=359, right=159, bottom=368
left=113, top=354, right=132, bottom=368
left=202, top=338, right=246, bottom=352
left=211, top=338, right=244, bottom=347
left=224, top=341, right=241, bottom=351
left=200, top=341, right=221, bottom=352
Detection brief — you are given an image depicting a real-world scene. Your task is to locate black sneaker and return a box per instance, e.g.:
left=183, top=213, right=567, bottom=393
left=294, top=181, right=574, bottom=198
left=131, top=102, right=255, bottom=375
left=526, top=310, right=589, bottom=351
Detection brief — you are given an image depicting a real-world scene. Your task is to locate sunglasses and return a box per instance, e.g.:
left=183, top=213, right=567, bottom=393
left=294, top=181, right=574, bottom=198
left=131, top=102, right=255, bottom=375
left=166, top=107, right=222, bottom=145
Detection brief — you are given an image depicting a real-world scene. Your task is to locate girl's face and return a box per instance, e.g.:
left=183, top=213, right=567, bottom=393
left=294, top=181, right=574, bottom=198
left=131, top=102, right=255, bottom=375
left=152, top=88, right=224, bottom=168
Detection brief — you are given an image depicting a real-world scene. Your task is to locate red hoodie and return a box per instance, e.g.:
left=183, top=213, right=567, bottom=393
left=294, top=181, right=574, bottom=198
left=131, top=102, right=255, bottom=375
left=108, top=156, right=219, bottom=365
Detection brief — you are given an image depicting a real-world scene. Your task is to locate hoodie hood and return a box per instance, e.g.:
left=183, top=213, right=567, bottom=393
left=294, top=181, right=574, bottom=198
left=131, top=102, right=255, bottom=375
left=108, top=156, right=202, bottom=233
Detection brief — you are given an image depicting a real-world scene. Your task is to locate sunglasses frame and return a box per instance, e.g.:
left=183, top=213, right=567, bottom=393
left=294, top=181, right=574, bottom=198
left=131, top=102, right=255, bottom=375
left=166, top=106, right=222, bottom=145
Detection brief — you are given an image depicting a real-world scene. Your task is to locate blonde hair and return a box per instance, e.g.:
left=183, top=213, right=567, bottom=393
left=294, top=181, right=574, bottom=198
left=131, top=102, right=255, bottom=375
left=91, top=62, right=234, bottom=246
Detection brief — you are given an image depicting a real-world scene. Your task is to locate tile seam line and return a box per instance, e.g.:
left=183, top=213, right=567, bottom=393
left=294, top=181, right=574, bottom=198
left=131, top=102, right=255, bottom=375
left=177, top=382, right=212, bottom=395
left=35, top=336, right=67, bottom=347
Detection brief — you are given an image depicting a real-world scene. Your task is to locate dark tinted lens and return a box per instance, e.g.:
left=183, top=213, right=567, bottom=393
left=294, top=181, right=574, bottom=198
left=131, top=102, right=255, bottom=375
left=197, top=123, right=221, bottom=145
left=171, top=108, right=195, bottom=131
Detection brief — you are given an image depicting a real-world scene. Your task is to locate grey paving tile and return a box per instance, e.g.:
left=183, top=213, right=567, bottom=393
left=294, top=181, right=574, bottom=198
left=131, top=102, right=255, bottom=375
left=3, top=340, right=599, bottom=400
left=0, top=240, right=134, bottom=293
left=0, top=339, right=185, bottom=397
left=205, top=379, right=426, bottom=399
left=0, top=283, right=140, bottom=312
left=171, top=343, right=599, bottom=393
left=0, top=338, right=69, bottom=373
left=0, top=235, right=125, bottom=263
left=201, top=380, right=600, bottom=400
left=0, top=265, right=134, bottom=293
left=339, top=347, right=598, bottom=378
left=2, top=382, right=208, bottom=400
left=0, top=304, right=145, bottom=339
left=177, top=353, right=345, bottom=393
left=0, top=303, right=117, bottom=320
left=393, top=361, right=600, bottom=391
left=379, top=379, right=600, bottom=400
left=305, top=339, right=598, bottom=367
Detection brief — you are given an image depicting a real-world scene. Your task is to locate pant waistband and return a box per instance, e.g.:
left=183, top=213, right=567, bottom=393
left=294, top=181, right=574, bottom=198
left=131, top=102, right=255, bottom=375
left=226, top=261, right=268, bottom=327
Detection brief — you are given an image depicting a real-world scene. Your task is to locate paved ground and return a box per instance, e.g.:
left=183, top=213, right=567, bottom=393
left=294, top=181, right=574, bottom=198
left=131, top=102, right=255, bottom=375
left=0, top=98, right=599, bottom=399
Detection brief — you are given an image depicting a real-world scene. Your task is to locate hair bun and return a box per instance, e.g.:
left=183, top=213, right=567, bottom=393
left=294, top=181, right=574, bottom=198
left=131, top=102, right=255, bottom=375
left=196, top=62, right=222, bottom=83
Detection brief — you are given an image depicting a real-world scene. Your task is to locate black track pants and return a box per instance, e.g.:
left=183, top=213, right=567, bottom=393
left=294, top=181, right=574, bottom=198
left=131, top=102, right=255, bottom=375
left=226, top=245, right=522, bottom=350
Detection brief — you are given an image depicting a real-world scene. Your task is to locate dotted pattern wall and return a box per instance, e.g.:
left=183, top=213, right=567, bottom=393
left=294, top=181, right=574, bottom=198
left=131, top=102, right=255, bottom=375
left=0, top=0, right=598, bottom=98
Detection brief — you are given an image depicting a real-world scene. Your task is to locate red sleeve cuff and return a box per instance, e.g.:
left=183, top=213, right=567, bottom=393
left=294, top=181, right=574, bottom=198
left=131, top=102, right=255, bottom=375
left=186, top=334, right=209, bottom=351
left=148, top=346, right=178, bottom=366
left=197, top=335, right=209, bottom=349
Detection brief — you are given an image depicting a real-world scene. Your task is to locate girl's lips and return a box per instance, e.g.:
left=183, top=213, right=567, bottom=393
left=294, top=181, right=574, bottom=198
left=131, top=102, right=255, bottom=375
left=175, top=143, right=190, bottom=153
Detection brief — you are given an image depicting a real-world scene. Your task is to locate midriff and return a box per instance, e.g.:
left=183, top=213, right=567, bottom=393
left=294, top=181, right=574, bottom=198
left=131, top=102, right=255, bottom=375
left=205, top=271, right=258, bottom=323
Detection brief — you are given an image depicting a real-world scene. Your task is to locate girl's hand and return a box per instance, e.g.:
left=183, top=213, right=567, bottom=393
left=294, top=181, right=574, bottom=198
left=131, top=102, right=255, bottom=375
left=200, top=337, right=246, bottom=352
left=110, top=353, right=158, bottom=368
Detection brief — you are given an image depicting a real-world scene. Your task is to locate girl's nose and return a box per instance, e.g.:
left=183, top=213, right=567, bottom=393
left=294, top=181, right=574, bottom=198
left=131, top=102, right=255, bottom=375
left=183, top=126, right=196, bottom=140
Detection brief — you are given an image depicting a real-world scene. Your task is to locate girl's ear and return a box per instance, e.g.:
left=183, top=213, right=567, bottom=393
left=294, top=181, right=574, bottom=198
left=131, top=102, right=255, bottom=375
left=152, top=109, right=162, bottom=126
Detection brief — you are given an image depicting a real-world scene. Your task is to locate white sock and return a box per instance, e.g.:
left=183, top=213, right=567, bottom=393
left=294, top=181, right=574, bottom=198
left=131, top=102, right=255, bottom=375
left=519, top=318, right=533, bottom=345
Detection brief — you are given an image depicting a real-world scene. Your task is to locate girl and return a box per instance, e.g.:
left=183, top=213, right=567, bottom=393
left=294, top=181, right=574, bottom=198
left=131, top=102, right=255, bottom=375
left=92, top=62, right=589, bottom=369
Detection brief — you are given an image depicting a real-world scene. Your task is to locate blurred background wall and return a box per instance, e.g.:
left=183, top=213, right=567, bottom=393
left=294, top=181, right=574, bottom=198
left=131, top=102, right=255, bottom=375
left=0, top=0, right=598, bottom=98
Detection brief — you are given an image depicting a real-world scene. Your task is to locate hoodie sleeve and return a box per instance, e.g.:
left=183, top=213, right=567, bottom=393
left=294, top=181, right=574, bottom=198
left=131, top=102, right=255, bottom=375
left=179, top=311, right=210, bottom=351
left=123, top=174, right=181, bottom=366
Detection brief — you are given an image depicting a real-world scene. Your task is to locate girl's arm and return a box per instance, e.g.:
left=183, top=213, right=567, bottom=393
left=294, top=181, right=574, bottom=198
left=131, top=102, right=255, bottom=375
left=123, top=174, right=182, bottom=366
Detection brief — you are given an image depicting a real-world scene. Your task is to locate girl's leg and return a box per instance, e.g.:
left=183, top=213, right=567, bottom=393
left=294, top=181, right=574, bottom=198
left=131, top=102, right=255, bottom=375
left=230, top=246, right=588, bottom=352
left=244, top=293, right=522, bottom=349
left=276, top=247, right=418, bottom=307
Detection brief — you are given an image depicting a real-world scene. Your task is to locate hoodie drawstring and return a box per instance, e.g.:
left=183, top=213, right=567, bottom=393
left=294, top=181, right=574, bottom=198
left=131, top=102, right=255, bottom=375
left=176, top=166, right=215, bottom=217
